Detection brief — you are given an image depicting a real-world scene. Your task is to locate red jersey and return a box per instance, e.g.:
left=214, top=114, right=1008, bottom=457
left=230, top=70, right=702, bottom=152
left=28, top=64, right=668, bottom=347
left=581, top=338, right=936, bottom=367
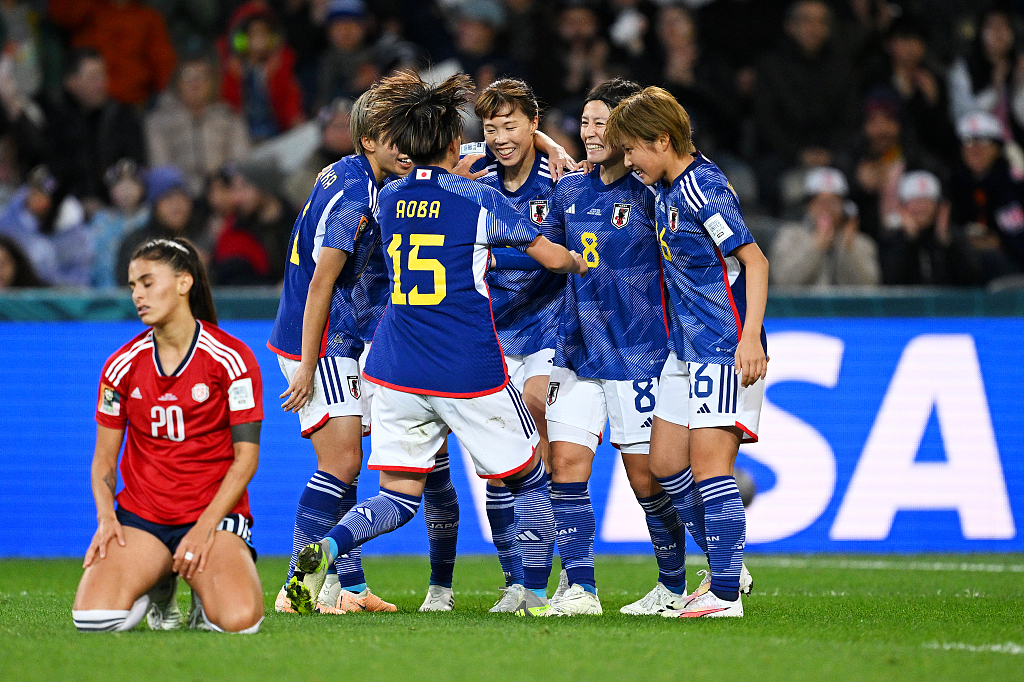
left=95, top=321, right=263, bottom=525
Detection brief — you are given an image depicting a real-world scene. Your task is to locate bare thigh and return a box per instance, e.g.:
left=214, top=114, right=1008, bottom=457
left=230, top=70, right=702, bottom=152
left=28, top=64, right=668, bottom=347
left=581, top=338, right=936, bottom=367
left=186, top=531, right=264, bottom=633
left=73, top=526, right=172, bottom=611
left=523, top=374, right=551, bottom=468
left=310, top=415, right=363, bottom=483
left=649, top=417, right=690, bottom=479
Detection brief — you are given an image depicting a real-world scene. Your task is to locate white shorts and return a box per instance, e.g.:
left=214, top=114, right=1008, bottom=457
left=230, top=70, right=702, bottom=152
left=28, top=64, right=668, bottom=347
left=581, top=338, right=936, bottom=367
left=545, top=366, right=658, bottom=452
left=504, top=348, right=555, bottom=391
left=368, top=383, right=540, bottom=478
left=278, top=355, right=363, bottom=437
left=653, top=351, right=764, bottom=443
left=358, top=344, right=375, bottom=433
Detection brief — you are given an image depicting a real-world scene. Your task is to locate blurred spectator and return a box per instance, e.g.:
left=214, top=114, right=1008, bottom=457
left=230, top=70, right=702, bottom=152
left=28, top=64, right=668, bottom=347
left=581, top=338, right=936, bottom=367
left=49, top=0, right=177, bottom=107
left=0, top=165, right=92, bottom=286
left=696, top=0, right=788, bottom=100
left=450, top=0, right=519, bottom=91
left=948, top=4, right=1024, bottom=149
left=831, top=0, right=894, bottom=81
left=755, top=0, right=857, bottom=213
left=212, top=158, right=294, bottom=284
left=199, top=164, right=236, bottom=261
left=115, top=165, right=205, bottom=283
left=949, top=111, right=1024, bottom=280
left=316, top=0, right=377, bottom=107
left=503, top=0, right=559, bottom=76
left=605, top=0, right=658, bottom=66
left=880, top=170, right=980, bottom=285
left=0, top=232, right=43, bottom=287
left=0, top=0, right=63, bottom=99
left=274, top=0, right=330, bottom=113
left=41, top=49, right=147, bottom=215
left=146, top=54, right=251, bottom=195
left=218, top=1, right=304, bottom=140
left=143, top=0, right=219, bottom=56
left=90, top=159, right=150, bottom=287
left=531, top=3, right=610, bottom=112
left=284, top=97, right=353, bottom=208
left=0, top=54, right=48, bottom=182
left=770, top=167, right=881, bottom=286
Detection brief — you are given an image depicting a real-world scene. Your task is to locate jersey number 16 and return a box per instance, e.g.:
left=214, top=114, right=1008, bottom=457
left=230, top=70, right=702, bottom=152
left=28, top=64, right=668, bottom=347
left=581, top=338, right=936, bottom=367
left=387, top=234, right=447, bottom=306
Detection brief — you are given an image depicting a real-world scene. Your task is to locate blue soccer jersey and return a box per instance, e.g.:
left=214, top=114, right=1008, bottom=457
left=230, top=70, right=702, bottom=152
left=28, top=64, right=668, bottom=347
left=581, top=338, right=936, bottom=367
left=543, top=168, right=668, bottom=381
left=363, top=166, right=541, bottom=397
left=466, top=146, right=562, bottom=356
left=656, top=153, right=767, bottom=364
left=268, top=154, right=380, bottom=360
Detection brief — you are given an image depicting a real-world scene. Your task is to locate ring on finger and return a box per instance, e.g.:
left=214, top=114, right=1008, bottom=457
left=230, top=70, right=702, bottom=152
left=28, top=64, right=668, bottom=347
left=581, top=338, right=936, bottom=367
left=184, top=551, right=194, bottom=561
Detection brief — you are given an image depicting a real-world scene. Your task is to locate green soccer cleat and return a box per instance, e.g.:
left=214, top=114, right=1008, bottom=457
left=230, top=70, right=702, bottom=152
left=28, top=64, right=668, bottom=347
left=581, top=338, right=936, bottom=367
left=287, top=540, right=332, bottom=615
left=513, top=589, right=558, bottom=618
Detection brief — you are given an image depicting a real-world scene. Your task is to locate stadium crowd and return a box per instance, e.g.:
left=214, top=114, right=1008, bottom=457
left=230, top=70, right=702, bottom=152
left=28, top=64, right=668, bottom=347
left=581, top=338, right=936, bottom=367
left=0, top=0, right=1021, bottom=290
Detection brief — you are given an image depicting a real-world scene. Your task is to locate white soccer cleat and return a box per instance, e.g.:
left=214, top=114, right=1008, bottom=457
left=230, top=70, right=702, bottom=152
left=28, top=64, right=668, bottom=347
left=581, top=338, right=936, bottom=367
left=619, top=582, right=688, bottom=616
left=275, top=586, right=297, bottom=613
left=549, top=583, right=602, bottom=616
left=740, top=563, right=753, bottom=595
left=691, top=564, right=752, bottom=598
left=490, top=583, right=527, bottom=613
left=419, top=585, right=455, bottom=612
left=550, top=569, right=570, bottom=607
left=187, top=589, right=214, bottom=630
left=146, top=575, right=182, bottom=630
left=663, top=591, right=743, bottom=618
left=317, top=574, right=343, bottom=613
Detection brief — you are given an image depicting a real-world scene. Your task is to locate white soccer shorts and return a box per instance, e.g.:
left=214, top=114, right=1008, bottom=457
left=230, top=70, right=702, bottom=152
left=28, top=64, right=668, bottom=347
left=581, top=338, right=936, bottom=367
left=367, top=383, right=540, bottom=478
left=504, top=348, right=555, bottom=391
left=653, top=351, right=764, bottom=443
left=545, top=366, right=658, bottom=452
left=278, top=355, right=363, bottom=437
left=358, top=344, right=375, bottom=433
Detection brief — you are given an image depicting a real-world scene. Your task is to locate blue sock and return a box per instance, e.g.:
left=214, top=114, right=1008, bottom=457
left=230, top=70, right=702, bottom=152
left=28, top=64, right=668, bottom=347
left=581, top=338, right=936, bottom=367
left=335, top=475, right=366, bottom=590
left=657, top=468, right=709, bottom=557
left=637, top=491, right=686, bottom=594
left=423, top=453, right=459, bottom=588
left=485, top=483, right=523, bottom=586
left=549, top=481, right=595, bottom=589
left=504, top=460, right=555, bottom=592
left=288, top=470, right=348, bottom=582
left=698, top=476, right=745, bottom=602
left=325, top=489, right=421, bottom=560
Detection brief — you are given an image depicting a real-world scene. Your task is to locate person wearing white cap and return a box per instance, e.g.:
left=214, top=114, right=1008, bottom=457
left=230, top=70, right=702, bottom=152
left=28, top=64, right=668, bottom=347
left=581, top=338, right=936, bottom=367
left=880, top=170, right=979, bottom=285
left=769, top=167, right=881, bottom=286
left=950, top=111, right=1024, bottom=280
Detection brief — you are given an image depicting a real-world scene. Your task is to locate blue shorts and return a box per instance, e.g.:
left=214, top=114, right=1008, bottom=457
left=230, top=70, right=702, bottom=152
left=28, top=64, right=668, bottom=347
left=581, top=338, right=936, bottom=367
left=115, top=508, right=257, bottom=562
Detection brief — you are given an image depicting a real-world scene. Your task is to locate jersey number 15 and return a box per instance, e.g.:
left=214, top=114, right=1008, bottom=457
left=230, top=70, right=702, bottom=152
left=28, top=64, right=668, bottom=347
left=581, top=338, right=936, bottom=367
left=387, top=234, right=447, bottom=306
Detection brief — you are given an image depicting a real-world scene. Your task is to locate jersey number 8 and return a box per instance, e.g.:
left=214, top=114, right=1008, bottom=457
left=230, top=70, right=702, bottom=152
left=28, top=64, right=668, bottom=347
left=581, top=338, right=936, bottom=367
left=387, top=234, right=447, bottom=306
left=151, top=405, right=185, bottom=442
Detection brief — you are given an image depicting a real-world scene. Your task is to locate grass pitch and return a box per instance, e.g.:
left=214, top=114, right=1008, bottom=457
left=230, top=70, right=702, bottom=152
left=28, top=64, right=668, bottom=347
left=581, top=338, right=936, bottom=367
left=2, top=554, right=1023, bottom=682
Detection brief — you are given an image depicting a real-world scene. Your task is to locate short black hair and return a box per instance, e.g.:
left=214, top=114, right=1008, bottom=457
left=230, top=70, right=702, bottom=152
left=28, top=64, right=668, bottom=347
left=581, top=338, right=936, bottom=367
left=64, top=47, right=104, bottom=79
left=585, top=78, right=643, bottom=112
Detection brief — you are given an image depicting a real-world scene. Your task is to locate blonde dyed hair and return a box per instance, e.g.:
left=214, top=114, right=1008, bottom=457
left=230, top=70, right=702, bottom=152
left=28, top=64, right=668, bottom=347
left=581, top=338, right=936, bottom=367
left=605, top=86, right=695, bottom=156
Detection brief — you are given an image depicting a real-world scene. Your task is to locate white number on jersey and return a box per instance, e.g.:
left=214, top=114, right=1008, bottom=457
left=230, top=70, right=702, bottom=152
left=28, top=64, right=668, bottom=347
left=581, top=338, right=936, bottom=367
left=151, top=405, right=185, bottom=442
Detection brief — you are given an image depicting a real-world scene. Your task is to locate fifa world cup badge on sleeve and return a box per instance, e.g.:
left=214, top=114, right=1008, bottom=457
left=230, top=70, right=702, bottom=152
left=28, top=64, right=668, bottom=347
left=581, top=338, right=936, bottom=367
left=529, top=199, right=549, bottom=225
left=99, top=385, right=121, bottom=416
left=347, top=376, right=361, bottom=400
left=612, top=203, right=631, bottom=228
left=704, top=213, right=734, bottom=246
left=228, top=378, right=256, bottom=412
left=192, top=383, right=210, bottom=403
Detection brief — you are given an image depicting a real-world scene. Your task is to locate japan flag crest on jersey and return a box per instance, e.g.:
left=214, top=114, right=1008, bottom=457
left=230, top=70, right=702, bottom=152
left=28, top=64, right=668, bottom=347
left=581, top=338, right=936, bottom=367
left=612, top=203, right=631, bottom=228
left=529, top=199, right=549, bottom=225
left=668, top=206, right=680, bottom=232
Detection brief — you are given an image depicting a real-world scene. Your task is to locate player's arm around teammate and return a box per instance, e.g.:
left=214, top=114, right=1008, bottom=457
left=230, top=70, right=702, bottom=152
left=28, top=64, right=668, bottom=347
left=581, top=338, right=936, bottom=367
left=74, top=238, right=263, bottom=633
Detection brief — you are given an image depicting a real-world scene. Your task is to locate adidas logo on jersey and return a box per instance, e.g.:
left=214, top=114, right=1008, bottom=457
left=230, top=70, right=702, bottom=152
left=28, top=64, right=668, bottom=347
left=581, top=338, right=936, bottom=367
left=566, top=204, right=575, bottom=214
left=641, top=417, right=653, bottom=428
left=130, top=387, right=142, bottom=399
left=697, top=403, right=711, bottom=414
left=516, top=530, right=541, bottom=542
left=158, top=393, right=178, bottom=402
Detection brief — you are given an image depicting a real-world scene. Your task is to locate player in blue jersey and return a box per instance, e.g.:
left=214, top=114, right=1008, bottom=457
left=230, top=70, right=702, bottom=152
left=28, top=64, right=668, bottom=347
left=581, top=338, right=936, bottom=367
left=285, top=70, right=587, bottom=617
left=536, top=79, right=688, bottom=616
left=607, top=87, right=769, bottom=618
left=266, top=88, right=410, bottom=615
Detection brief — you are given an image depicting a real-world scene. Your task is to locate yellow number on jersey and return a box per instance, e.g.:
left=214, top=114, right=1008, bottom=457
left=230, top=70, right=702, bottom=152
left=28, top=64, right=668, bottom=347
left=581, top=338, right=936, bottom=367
left=581, top=232, right=599, bottom=267
left=387, top=233, right=446, bottom=306
left=387, top=235, right=406, bottom=304
left=290, top=230, right=301, bottom=265
left=657, top=224, right=672, bottom=262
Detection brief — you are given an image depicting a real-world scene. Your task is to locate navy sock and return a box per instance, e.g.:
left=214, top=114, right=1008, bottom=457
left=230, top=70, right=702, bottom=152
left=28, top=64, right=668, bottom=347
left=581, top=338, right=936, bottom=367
left=637, top=491, right=686, bottom=593
left=485, top=482, right=523, bottom=586
left=423, top=453, right=459, bottom=588
left=699, top=476, right=745, bottom=602
left=335, top=475, right=365, bottom=590
left=326, top=489, right=421, bottom=559
left=288, top=470, right=348, bottom=581
left=657, top=468, right=709, bottom=557
left=549, top=480, right=596, bottom=589
left=504, top=460, right=555, bottom=592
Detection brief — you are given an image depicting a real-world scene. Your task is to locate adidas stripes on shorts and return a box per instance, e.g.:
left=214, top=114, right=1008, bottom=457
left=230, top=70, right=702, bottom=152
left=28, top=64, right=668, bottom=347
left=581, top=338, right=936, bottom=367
left=653, top=351, right=764, bottom=443
left=278, top=355, right=363, bottom=437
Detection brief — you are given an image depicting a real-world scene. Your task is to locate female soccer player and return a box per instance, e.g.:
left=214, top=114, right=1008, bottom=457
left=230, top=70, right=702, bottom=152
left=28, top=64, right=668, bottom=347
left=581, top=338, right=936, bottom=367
left=540, top=79, right=687, bottom=616
left=607, top=87, right=769, bottom=618
left=285, top=70, right=587, bottom=616
left=73, top=237, right=264, bottom=633
left=268, top=87, right=411, bottom=615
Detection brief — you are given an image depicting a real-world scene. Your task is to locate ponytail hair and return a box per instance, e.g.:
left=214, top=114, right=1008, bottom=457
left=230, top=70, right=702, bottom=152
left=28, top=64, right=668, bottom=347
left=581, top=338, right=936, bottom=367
left=130, top=237, right=218, bottom=325
left=371, top=70, right=475, bottom=165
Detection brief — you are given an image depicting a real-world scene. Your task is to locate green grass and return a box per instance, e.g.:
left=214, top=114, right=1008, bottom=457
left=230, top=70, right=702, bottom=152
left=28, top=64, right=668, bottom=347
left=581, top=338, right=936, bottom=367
left=2, top=554, right=1023, bottom=682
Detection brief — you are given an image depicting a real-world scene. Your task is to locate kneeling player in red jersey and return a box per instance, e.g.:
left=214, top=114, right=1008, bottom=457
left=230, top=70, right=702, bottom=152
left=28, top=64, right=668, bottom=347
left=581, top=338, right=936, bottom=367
left=73, top=238, right=265, bottom=633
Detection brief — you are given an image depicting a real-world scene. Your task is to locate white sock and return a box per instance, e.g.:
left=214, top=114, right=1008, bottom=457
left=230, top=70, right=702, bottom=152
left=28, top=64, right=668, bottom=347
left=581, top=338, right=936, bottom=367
left=194, top=593, right=263, bottom=634
left=73, top=595, right=150, bottom=632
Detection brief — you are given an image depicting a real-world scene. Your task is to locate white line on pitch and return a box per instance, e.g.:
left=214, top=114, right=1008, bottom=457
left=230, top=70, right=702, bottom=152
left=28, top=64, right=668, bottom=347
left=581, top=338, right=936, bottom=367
left=745, top=558, right=1024, bottom=573
left=923, top=641, right=1024, bottom=655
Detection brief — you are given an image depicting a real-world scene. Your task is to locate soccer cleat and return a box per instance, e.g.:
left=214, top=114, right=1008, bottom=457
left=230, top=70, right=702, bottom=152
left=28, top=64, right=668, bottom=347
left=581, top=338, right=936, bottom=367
left=512, top=589, right=554, bottom=617
left=316, top=574, right=344, bottom=613
left=187, top=589, right=213, bottom=630
left=490, top=584, right=527, bottom=613
left=287, top=540, right=332, bottom=615
left=690, top=563, right=752, bottom=600
left=690, top=569, right=712, bottom=600
left=347, top=588, right=397, bottom=613
left=275, top=586, right=297, bottom=613
left=740, top=563, right=753, bottom=595
left=146, top=574, right=182, bottom=630
left=548, top=583, right=602, bottom=616
left=550, top=569, right=570, bottom=607
left=663, top=590, right=743, bottom=618
left=419, top=585, right=455, bottom=612
left=619, top=582, right=687, bottom=616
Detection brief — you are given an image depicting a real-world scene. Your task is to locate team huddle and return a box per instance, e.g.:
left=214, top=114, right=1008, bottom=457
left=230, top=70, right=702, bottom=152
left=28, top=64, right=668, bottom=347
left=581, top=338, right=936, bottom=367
left=73, top=69, right=769, bottom=632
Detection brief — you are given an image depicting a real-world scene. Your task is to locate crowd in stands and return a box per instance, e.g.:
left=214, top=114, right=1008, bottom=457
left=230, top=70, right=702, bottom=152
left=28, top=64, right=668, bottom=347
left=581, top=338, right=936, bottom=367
left=0, top=0, right=1022, bottom=291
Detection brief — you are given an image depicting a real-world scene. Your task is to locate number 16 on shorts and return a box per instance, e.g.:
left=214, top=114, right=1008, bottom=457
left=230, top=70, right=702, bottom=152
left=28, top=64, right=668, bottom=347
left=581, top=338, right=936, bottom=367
left=686, top=361, right=764, bottom=442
